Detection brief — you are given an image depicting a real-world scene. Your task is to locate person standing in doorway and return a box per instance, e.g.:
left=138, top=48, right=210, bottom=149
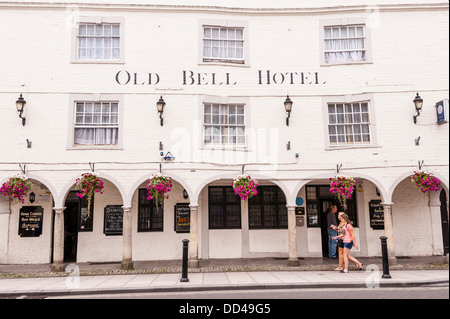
left=327, top=205, right=338, bottom=258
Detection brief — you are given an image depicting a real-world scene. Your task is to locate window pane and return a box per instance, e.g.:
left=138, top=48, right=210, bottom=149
left=329, top=115, right=336, bottom=124
left=78, top=24, right=86, bottom=35
left=204, top=27, right=211, bottom=38
left=306, top=187, right=317, bottom=200
left=324, top=24, right=366, bottom=64
left=77, top=23, right=120, bottom=60
left=112, top=24, right=120, bottom=36
left=236, top=29, right=243, bottom=39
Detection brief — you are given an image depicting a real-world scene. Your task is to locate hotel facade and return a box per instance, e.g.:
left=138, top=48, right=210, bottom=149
left=0, top=0, right=448, bottom=270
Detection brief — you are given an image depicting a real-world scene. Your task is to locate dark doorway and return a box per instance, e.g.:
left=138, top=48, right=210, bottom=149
left=306, top=185, right=358, bottom=258
left=63, top=191, right=93, bottom=262
left=320, top=199, right=337, bottom=258
left=440, top=189, right=449, bottom=255
left=64, top=201, right=78, bottom=262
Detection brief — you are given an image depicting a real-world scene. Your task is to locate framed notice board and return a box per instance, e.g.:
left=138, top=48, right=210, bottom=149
left=103, top=205, right=123, bottom=236
left=369, top=200, right=384, bottom=230
left=19, top=206, right=44, bottom=237
left=174, top=203, right=190, bottom=233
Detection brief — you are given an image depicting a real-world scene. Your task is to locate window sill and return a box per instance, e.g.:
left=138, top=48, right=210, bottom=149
left=198, top=61, right=250, bottom=68
left=71, top=60, right=125, bottom=64
left=324, top=144, right=381, bottom=151
left=202, top=144, right=249, bottom=151
left=67, top=145, right=124, bottom=150
left=320, top=61, right=373, bottom=67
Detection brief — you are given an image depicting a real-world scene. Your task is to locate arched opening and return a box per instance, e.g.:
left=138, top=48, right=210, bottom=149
left=0, top=175, right=56, bottom=264
left=59, top=175, right=125, bottom=263
left=197, top=175, right=290, bottom=260
left=295, top=176, right=383, bottom=258
left=129, top=176, right=191, bottom=261
left=391, top=177, right=442, bottom=256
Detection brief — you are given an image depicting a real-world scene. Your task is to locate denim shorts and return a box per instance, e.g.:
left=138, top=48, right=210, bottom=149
left=343, top=241, right=353, bottom=249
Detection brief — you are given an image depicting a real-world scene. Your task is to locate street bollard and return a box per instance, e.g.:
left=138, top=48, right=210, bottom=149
left=180, top=239, right=190, bottom=282
left=380, top=236, right=391, bottom=278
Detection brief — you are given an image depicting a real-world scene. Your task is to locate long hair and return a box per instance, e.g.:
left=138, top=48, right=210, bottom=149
left=340, top=213, right=352, bottom=224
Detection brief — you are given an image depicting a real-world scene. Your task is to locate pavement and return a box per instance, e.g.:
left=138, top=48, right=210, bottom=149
left=0, top=256, right=448, bottom=298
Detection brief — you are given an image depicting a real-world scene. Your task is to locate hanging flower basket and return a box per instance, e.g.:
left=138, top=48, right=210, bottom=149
left=146, top=173, right=172, bottom=208
left=0, top=173, right=32, bottom=204
left=232, top=174, right=259, bottom=201
left=329, top=175, right=358, bottom=205
left=411, top=170, right=441, bottom=193
left=75, top=172, right=104, bottom=214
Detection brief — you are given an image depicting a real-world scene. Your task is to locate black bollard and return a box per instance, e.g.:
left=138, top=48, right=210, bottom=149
left=380, top=236, right=391, bottom=278
left=180, top=239, right=190, bottom=282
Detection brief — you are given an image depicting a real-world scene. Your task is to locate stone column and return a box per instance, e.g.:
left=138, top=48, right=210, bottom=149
left=287, top=205, right=299, bottom=266
left=52, top=207, right=66, bottom=272
left=429, top=197, right=444, bottom=255
left=241, top=199, right=250, bottom=257
left=188, top=204, right=200, bottom=268
left=382, top=203, right=397, bottom=266
left=121, top=206, right=133, bottom=270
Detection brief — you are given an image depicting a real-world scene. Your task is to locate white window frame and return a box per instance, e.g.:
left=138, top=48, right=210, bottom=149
left=67, top=94, right=124, bottom=150
left=200, top=96, right=250, bottom=150
left=198, top=20, right=250, bottom=67
left=319, top=18, right=373, bottom=66
left=322, top=94, right=379, bottom=150
left=71, top=16, right=125, bottom=63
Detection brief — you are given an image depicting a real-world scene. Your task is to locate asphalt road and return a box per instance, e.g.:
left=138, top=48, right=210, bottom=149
left=47, top=284, right=449, bottom=299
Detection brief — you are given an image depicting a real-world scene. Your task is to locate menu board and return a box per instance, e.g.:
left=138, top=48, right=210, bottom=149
left=174, top=203, right=190, bottom=233
left=369, top=200, right=384, bottom=230
left=104, top=205, right=123, bottom=236
left=19, top=206, right=43, bottom=237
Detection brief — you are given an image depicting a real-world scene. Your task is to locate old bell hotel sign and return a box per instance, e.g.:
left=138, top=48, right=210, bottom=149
left=115, top=69, right=326, bottom=86
left=435, top=99, right=449, bottom=125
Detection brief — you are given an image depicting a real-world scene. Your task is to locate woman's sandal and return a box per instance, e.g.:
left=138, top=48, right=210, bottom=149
left=334, top=267, right=343, bottom=271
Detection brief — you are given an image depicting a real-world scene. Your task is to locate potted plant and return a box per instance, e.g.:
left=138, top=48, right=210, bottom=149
left=146, top=173, right=172, bottom=208
left=329, top=175, right=358, bottom=205
left=232, top=174, right=259, bottom=200
left=0, top=173, right=33, bottom=204
left=75, top=172, right=104, bottom=215
left=411, top=170, right=441, bottom=193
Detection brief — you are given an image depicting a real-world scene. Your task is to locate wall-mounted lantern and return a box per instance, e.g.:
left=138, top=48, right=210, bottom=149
left=16, top=94, right=26, bottom=126
left=156, top=96, right=166, bottom=126
left=413, top=92, right=423, bottom=124
left=284, top=95, right=293, bottom=126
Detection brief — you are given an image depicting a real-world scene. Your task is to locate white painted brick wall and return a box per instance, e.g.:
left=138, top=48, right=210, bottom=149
left=0, top=1, right=448, bottom=262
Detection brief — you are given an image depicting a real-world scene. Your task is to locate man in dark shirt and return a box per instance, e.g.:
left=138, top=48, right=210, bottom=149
left=327, top=205, right=338, bottom=258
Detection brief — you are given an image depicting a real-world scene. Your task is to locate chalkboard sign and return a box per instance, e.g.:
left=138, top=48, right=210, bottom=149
left=174, top=203, right=190, bottom=233
left=104, top=205, right=123, bottom=236
left=369, top=200, right=384, bottom=230
left=19, top=206, right=43, bottom=237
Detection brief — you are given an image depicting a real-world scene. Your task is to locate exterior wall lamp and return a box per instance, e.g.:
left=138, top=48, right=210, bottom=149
left=16, top=94, right=26, bottom=126
left=284, top=95, right=293, bottom=126
left=413, top=92, right=423, bottom=124
left=156, top=95, right=166, bottom=126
